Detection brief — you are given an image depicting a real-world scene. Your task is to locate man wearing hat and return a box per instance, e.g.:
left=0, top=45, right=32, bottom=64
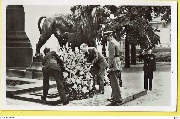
left=142, top=49, right=156, bottom=91
left=41, top=47, right=69, bottom=105
left=81, top=44, right=108, bottom=94
left=104, top=31, right=123, bottom=105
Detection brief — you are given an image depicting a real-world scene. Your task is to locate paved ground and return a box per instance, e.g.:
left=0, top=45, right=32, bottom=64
left=122, top=64, right=171, bottom=106
left=6, top=64, right=171, bottom=106
left=7, top=86, right=146, bottom=106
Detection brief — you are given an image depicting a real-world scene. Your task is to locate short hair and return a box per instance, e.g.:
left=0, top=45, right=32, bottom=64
left=80, top=43, right=88, bottom=52
left=103, top=31, right=113, bottom=37
left=43, top=47, right=50, bottom=54
left=80, top=43, right=88, bottom=49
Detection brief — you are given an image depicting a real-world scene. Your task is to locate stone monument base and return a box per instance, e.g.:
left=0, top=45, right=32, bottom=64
left=25, top=56, right=43, bottom=79
left=6, top=5, right=33, bottom=68
left=6, top=47, right=32, bottom=68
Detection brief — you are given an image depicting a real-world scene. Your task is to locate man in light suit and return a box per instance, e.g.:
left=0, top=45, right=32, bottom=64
left=105, top=31, right=122, bottom=105
left=81, top=44, right=108, bottom=94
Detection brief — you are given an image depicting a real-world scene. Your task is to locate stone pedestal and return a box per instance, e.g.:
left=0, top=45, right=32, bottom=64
left=25, top=56, right=43, bottom=79
left=6, top=5, right=32, bottom=68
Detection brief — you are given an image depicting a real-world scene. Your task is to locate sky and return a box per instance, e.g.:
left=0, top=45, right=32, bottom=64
left=24, top=5, right=73, bottom=55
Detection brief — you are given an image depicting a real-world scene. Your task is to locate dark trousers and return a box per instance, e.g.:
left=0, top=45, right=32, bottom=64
left=97, top=68, right=105, bottom=92
left=43, top=69, right=67, bottom=103
left=90, top=65, right=105, bottom=92
left=144, top=71, right=153, bottom=90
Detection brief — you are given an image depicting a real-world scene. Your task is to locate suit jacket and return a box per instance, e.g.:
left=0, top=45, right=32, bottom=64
left=108, top=38, right=121, bottom=68
left=143, top=54, right=156, bottom=72
left=42, top=51, right=65, bottom=72
left=86, top=47, right=108, bottom=69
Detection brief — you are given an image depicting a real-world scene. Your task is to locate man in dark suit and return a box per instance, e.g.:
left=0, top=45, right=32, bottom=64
left=41, top=48, right=69, bottom=105
left=81, top=44, right=108, bottom=94
left=143, top=49, right=156, bottom=91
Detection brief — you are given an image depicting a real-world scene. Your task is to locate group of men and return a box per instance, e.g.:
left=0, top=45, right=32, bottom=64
left=37, top=31, right=156, bottom=106
left=38, top=31, right=123, bottom=105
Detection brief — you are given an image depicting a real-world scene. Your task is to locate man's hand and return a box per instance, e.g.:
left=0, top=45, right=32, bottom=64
left=107, top=68, right=113, bottom=73
left=35, top=52, right=41, bottom=57
left=63, top=72, right=69, bottom=78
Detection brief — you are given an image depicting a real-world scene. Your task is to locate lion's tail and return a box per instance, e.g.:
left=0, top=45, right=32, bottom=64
left=38, top=16, right=46, bottom=34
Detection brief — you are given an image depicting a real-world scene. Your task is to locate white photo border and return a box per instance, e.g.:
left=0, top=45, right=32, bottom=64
left=1, top=0, right=177, bottom=111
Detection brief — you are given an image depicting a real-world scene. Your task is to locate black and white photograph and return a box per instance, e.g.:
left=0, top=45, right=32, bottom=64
left=2, top=0, right=177, bottom=111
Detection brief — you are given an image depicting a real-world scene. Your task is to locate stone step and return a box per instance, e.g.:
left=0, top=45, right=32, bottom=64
left=7, top=85, right=147, bottom=106
left=7, top=69, right=26, bottom=78
left=7, top=42, right=32, bottom=47
left=6, top=76, right=57, bottom=96
left=7, top=68, right=43, bottom=79
left=106, top=89, right=147, bottom=106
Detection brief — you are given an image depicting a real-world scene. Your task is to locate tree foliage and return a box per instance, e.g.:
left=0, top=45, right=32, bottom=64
left=68, top=5, right=171, bottom=50
left=66, top=5, right=100, bottom=48
left=104, top=5, right=171, bottom=50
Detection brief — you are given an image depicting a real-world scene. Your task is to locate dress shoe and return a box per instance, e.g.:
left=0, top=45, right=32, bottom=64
left=113, top=100, right=122, bottom=103
left=107, top=100, right=122, bottom=106
left=107, top=98, right=114, bottom=102
left=99, top=91, right=104, bottom=94
left=63, top=100, right=69, bottom=105
left=41, top=96, right=46, bottom=101
left=110, top=102, right=120, bottom=106
left=110, top=100, right=122, bottom=105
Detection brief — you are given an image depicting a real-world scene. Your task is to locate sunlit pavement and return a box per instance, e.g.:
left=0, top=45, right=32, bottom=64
left=6, top=64, right=171, bottom=106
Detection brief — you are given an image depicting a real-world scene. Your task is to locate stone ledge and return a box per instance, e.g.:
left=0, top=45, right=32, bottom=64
left=7, top=84, right=57, bottom=96
left=7, top=69, right=25, bottom=78
left=107, top=90, right=147, bottom=106
left=7, top=68, right=43, bottom=79
left=6, top=76, right=57, bottom=96
left=7, top=86, right=147, bottom=106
